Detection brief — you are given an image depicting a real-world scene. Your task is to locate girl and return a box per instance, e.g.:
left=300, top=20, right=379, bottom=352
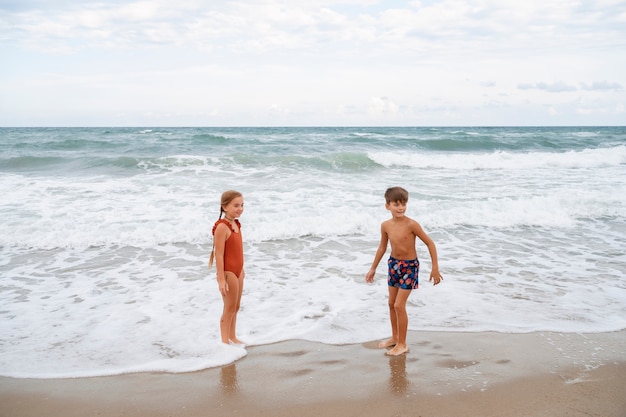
left=209, top=190, right=245, bottom=345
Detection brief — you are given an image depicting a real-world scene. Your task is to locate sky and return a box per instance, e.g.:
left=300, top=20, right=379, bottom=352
left=0, top=0, right=625, bottom=126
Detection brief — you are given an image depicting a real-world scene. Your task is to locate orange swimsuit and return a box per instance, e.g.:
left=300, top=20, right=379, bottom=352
left=212, top=219, right=244, bottom=275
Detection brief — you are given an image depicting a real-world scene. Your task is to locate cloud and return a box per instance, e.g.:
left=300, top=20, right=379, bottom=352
left=368, top=96, right=399, bottom=115
left=580, top=81, right=623, bottom=92
left=517, top=82, right=578, bottom=93
left=2, top=0, right=623, bottom=58
left=518, top=80, right=624, bottom=93
left=1, top=1, right=625, bottom=126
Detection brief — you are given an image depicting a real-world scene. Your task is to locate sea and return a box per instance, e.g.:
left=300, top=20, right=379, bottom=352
left=1, top=126, right=625, bottom=378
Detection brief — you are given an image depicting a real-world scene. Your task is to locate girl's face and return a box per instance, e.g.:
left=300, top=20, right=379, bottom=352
left=223, top=196, right=244, bottom=219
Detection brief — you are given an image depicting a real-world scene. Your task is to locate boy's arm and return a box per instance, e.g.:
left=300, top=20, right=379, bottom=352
left=413, top=221, right=443, bottom=285
left=366, top=223, right=388, bottom=283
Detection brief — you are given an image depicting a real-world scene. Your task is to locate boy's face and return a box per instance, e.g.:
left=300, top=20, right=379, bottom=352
left=385, top=200, right=407, bottom=218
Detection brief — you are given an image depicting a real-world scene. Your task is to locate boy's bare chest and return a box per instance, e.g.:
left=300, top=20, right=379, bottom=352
left=386, top=227, right=415, bottom=245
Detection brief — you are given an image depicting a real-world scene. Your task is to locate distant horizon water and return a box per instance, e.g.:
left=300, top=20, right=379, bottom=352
left=2, top=124, right=625, bottom=128
left=1, top=126, right=625, bottom=378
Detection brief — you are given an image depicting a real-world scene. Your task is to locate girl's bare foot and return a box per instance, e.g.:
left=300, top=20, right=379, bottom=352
left=378, top=338, right=397, bottom=349
left=385, top=344, right=409, bottom=356
left=229, top=338, right=246, bottom=347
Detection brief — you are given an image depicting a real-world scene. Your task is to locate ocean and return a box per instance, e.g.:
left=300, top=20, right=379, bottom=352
left=1, top=126, right=625, bottom=378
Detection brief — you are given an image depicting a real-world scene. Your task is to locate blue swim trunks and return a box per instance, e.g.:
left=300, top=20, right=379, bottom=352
left=387, top=256, right=419, bottom=290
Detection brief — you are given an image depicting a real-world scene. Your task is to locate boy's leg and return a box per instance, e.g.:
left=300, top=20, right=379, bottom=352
left=386, top=289, right=412, bottom=356
left=379, top=286, right=400, bottom=348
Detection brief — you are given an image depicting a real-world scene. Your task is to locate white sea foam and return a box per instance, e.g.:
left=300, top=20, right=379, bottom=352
left=368, top=145, right=626, bottom=170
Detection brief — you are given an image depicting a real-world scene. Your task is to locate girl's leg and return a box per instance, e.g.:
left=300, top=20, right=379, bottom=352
left=228, top=274, right=245, bottom=344
left=379, top=286, right=399, bottom=348
left=387, top=289, right=412, bottom=356
left=220, top=272, right=240, bottom=344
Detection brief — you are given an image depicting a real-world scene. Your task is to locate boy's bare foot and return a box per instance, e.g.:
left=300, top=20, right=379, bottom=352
left=378, top=338, right=397, bottom=349
left=385, top=344, right=409, bottom=356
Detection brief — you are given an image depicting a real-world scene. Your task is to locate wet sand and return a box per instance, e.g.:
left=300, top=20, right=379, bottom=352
left=1, top=330, right=625, bottom=417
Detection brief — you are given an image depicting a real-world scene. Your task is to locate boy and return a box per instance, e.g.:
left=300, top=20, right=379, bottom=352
left=365, top=186, right=443, bottom=356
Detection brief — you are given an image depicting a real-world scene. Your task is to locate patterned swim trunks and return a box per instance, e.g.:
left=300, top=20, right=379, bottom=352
left=387, top=256, right=419, bottom=290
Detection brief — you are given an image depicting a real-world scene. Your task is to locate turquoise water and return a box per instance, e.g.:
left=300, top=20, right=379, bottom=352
left=2, top=126, right=624, bottom=174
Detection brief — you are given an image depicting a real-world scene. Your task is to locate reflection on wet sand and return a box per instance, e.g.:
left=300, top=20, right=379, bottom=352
left=220, top=363, right=239, bottom=394
left=387, top=354, right=409, bottom=395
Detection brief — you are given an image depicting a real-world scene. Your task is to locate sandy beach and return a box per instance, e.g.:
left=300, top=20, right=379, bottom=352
left=1, top=330, right=625, bottom=417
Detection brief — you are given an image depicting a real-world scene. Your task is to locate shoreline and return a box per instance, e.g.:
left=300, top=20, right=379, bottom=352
left=1, top=330, right=625, bottom=417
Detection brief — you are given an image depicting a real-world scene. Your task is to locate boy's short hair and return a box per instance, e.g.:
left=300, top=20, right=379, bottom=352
left=385, top=186, right=409, bottom=204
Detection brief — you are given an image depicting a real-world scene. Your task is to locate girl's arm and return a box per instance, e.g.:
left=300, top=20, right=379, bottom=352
left=213, top=223, right=231, bottom=295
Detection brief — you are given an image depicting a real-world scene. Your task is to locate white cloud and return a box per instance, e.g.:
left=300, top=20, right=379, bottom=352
left=580, top=81, right=624, bottom=91
left=0, top=0, right=625, bottom=125
left=368, top=96, right=400, bottom=115
left=518, top=82, right=579, bottom=93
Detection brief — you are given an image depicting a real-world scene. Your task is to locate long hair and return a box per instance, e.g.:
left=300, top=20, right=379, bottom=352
left=208, top=190, right=243, bottom=269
